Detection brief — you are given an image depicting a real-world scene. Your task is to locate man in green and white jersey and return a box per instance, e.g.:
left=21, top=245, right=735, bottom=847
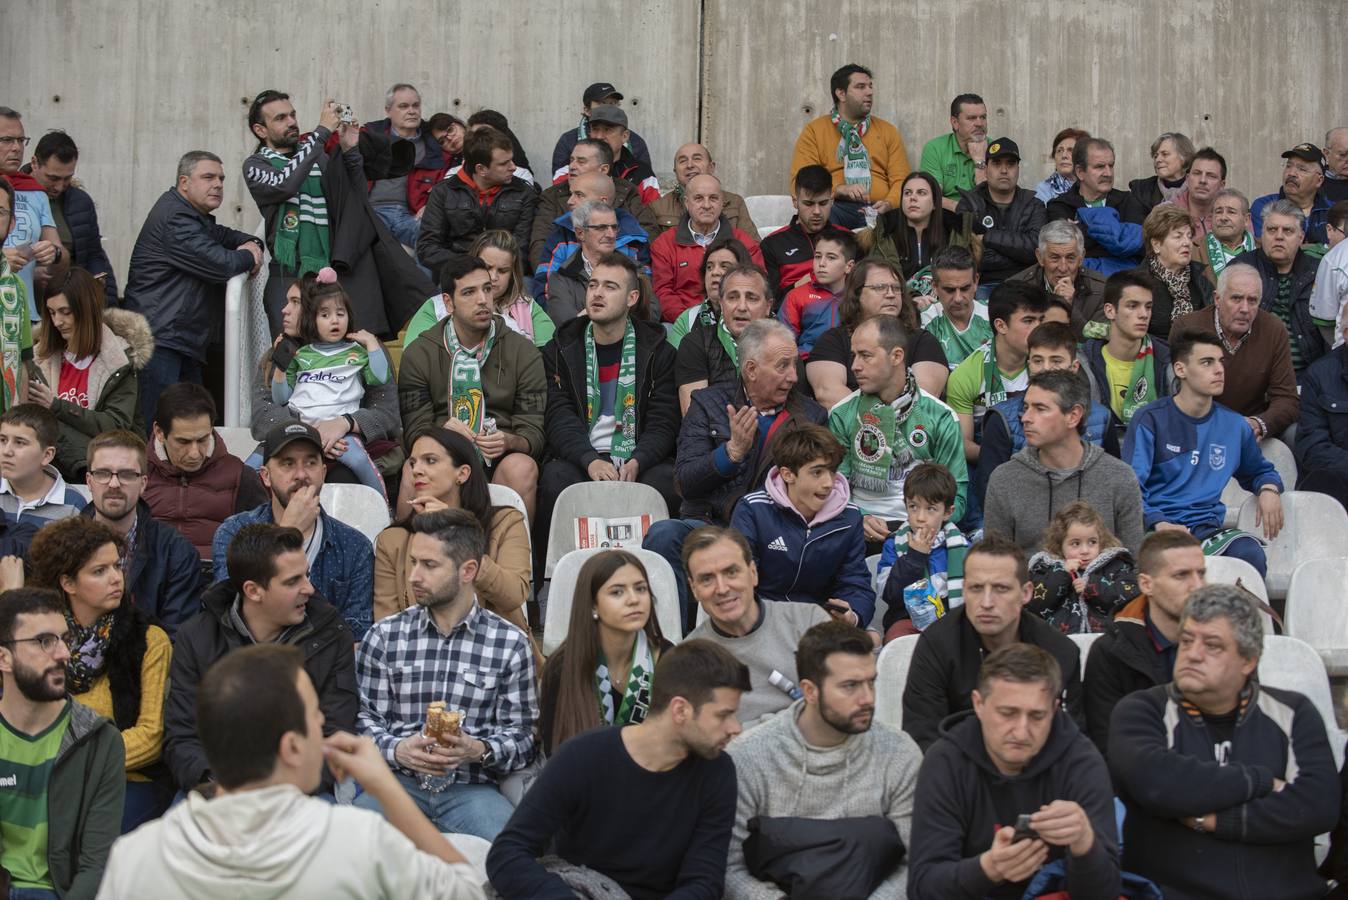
left=944, top=281, right=1048, bottom=465
left=829, top=313, right=967, bottom=550
left=921, top=246, right=991, bottom=369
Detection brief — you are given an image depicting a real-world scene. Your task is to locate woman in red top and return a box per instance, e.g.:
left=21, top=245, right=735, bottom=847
left=29, top=267, right=153, bottom=480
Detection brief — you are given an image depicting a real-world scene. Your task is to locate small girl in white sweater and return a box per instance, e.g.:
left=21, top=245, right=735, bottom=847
left=272, top=268, right=391, bottom=497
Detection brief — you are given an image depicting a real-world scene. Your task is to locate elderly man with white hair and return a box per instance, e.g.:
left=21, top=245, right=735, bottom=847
left=643, top=318, right=827, bottom=628
left=1169, top=261, right=1300, bottom=440
left=1008, top=219, right=1109, bottom=339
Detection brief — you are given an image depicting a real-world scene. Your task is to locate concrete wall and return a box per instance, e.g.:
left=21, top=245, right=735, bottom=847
left=4, top=0, right=1346, bottom=286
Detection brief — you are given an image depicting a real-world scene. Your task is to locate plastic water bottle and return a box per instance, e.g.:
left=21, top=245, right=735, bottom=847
left=769, top=670, right=803, bottom=700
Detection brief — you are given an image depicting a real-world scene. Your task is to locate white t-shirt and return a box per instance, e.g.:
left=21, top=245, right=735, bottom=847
left=1309, top=239, right=1348, bottom=347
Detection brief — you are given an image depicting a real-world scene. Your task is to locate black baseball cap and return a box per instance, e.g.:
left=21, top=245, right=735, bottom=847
left=583, top=82, right=623, bottom=106
left=1282, top=143, right=1325, bottom=170
left=262, top=422, right=323, bottom=462
left=986, top=138, right=1021, bottom=161
left=587, top=105, right=629, bottom=129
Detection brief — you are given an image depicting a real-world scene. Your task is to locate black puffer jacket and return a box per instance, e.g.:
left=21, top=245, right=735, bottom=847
left=20, top=165, right=118, bottom=302
left=163, top=581, right=358, bottom=791
left=956, top=184, right=1046, bottom=281
left=1233, top=248, right=1328, bottom=369
left=542, top=315, right=679, bottom=473
left=122, top=189, right=257, bottom=360
left=416, top=172, right=538, bottom=283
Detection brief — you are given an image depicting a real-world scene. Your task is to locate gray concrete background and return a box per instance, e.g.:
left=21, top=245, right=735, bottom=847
left=4, top=0, right=1346, bottom=286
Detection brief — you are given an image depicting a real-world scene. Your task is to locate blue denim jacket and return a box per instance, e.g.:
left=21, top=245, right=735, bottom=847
left=212, top=504, right=374, bottom=640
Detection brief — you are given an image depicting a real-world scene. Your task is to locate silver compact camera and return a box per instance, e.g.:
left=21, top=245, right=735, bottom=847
left=335, top=103, right=354, bottom=124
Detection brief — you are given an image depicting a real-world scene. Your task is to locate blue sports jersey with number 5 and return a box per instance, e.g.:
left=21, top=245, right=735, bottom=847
left=1123, top=397, right=1281, bottom=531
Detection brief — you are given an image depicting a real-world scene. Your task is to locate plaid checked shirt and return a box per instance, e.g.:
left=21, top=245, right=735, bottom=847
left=356, top=600, right=537, bottom=783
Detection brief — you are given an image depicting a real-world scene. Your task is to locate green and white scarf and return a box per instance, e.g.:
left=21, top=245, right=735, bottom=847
left=831, top=108, right=872, bottom=190
left=1204, top=231, right=1255, bottom=277
left=596, top=630, right=655, bottom=726
left=443, top=318, right=496, bottom=433
left=586, top=319, right=639, bottom=463
left=716, top=318, right=740, bottom=369
left=980, top=342, right=1012, bottom=408
left=261, top=148, right=330, bottom=276
left=845, top=372, right=919, bottom=492
left=1119, top=335, right=1160, bottom=424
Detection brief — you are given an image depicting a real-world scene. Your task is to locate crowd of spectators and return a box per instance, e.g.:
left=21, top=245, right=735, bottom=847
left=2, top=66, right=1348, bottom=899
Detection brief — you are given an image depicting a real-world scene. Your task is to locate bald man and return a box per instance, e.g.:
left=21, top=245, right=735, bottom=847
left=651, top=143, right=760, bottom=239
left=531, top=170, right=653, bottom=299
left=650, top=173, right=765, bottom=322
left=530, top=137, right=657, bottom=265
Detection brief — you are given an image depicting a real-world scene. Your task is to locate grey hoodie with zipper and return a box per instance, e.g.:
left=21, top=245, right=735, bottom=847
left=983, top=442, right=1144, bottom=555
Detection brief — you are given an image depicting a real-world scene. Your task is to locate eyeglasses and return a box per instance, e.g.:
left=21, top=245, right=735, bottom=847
left=2, top=633, right=66, bottom=654
left=863, top=282, right=903, bottom=295
left=0, top=136, right=31, bottom=147
left=585, top=223, right=620, bottom=232
left=88, top=468, right=143, bottom=485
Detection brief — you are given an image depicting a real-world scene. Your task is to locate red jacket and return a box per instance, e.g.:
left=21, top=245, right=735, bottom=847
left=144, top=434, right=269, bottom=559
left=651, top=216, right=763, bottom=323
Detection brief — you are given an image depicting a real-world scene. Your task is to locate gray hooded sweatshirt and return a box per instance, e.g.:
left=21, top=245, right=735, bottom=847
left=983, top=442, right=1144, bottom=554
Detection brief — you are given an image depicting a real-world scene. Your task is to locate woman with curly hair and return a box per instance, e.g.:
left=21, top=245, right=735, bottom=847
left=29, top=516, right=172, bottom=832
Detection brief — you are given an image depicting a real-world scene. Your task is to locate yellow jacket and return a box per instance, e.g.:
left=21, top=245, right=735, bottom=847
left=74, top=623, right=171, bottom=779
left=790, top=115, right=912, bottom=207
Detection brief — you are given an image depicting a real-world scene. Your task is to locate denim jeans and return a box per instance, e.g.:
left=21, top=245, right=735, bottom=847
left=373, top=204, right=421, bottom=247
left=642, top=517, right=711, bottom=632
left=10, top=889, right=59, bottom=900
left=974, top=281, right=999, bottom=301
left=139, top=347, right=204, bottom=437
left=122, top=779, right=173, bottom=834
left=353, top=771, right=515, bottom=841
left=829, top=199, right=869, bottom=229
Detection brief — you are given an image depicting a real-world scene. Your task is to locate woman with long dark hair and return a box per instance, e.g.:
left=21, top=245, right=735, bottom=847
left=859, top=171, right=974, bottom=281
left=538, top=549, right=671, bottom=755
left=29, top=267, right=153, bottom=480
left=29, top=516, right=172, bottom=833
left=374, top=427, right=531, bottom=632
left=807, top=257, right=951, bottom=405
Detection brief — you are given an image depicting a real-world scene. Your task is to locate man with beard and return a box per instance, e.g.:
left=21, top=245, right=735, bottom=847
left=356, top=509, right=537, bottom=841
left=82, top=430, right=201, bottom=639
left=211, top=422, right=374, bottom=641
left=0, top=587, right=124, bottom=898
left=487, top=639, right=746, bottom=899
left=724, top=621, right=922, bottom=898
left=165, top=523, right=357, bottom=799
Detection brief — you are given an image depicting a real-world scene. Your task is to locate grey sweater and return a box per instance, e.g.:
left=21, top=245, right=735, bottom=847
left=983, top=442, right=1144, bottom=554
left=688, top=600, right=830, bottom=727
left=723, top=702, right=921, bottom=899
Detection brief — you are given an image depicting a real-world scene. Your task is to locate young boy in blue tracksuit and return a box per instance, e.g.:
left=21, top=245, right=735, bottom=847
left=730, top=423, right=875, bottom=627
left=1123, top=329, right=1284, bottom=577
left=876, top=463, right=969, bottom=643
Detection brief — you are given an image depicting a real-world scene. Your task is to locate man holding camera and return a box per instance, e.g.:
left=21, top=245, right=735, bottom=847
left=906, top=644, right=1120, bottom=900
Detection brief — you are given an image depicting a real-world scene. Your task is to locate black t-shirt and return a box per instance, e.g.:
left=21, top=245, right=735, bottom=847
left=809, top=324, right=950, bottom=392
left=675, top=319, right=737, bottom=389
left=1204, top=709, right=1239, bottom=764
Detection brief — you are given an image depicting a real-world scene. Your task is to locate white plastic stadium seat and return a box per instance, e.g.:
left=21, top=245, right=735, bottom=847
left=318, top=483, right=390, bottom=544
left=1284, top=558, right=1348, bottom=677
left=1202, top=556, right=1275, bottom=634
left=1257, top=635, right=1346, bottom=769
left=544, top=482, right=670, bottom=578
left=543, top=548, right=682, bottom=656
left=1236, top=491, right=1348, bottom=599
left=1219, top=438, right=1298, bottom=528
left=874, top=634, right=921, bottom=730
left=487, top=483, right=532, bottom=580
left=743, top=194, right=794, bottom=233
left=1068, top=633, right=1104, bottom=675
left=216, top=426, right=259, bottom=462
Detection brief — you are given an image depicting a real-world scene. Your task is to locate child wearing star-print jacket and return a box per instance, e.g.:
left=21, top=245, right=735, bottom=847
left=730, top=424, right=876, bottom=626
left=1028, top=500, right=1141, bottom=634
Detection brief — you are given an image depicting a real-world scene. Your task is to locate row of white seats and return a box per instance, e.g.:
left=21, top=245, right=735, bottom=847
left=1220, top=437, right=1297, bottom=528
left=875, top=632, right=1347, bottom=769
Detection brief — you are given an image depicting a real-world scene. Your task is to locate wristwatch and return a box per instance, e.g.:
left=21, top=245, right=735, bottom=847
left=974, top=161, right=988, bottom=170
left=478, top=742, right=495, bottom=767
